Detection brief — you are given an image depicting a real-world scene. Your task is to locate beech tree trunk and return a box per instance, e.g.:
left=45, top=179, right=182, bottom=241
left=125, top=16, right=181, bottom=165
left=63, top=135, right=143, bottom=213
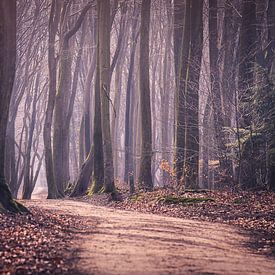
left=98, top=0, right=116, bottom=194
left=184, top=0, right=203, bottom=189
left=138, top=0, right=153, bottom=191
left=0, top=0, right=28, bottom=213
left=44, top=0, right=61, bottom=199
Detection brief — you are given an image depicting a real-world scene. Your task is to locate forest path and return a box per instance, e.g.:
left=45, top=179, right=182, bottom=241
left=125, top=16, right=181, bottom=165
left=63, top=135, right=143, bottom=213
left=24, top=200, right=275, bottom=275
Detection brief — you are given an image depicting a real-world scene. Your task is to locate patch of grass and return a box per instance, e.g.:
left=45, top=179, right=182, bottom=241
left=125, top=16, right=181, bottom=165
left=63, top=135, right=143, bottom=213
left=184, top=189, right=209, bottom=194
left=157, top=195, right=214, bottom=205
left=130, top=193, right=144, bottom=202
left=233, top=198, right=244, bottom=204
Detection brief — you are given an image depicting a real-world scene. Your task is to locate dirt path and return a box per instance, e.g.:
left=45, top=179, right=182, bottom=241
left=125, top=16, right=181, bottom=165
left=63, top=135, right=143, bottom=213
left=24, top=200, right=275, bottom=275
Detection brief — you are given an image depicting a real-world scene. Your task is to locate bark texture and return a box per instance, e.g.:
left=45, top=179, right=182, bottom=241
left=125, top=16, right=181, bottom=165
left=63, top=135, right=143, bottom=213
left=138, top=0, right=153, bottom=191
left=98, top=0, right=116, bottom=193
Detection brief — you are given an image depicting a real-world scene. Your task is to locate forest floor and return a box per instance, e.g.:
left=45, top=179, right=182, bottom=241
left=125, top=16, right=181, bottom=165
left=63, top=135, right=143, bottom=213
left=12, top=198, right=275, bottom=274
left=1, top=187, right=274, bottom=274
left=80, top=186, right=275, bottom=259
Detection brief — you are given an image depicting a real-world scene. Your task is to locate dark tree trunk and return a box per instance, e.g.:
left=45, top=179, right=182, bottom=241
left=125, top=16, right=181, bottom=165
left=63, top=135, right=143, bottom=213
left=0, top=0, right=28, bottom=213
left=22, top=73, right=40, bottom=199
left=138, top=0, right=153, bottom=191
left=98, top=0, right=116, bottom=194
left=208, top=0, right=231, bottom=174
left=70, top=148, right=94, bottom=197
left=238, top=0, right=257, bottom=127
left=184, top=0, right=203, bottom=189
left=92, top=37, right=104, bottom=194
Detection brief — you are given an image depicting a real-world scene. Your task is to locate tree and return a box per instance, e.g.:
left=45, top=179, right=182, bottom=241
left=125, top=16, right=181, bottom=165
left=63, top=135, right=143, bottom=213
left=92, top=51, right=105, bottom=194
left=238, top=0, right=257, bottom=127
left=44, top=0, right=61, bottom=199
left=184, top=0, right=203, bottom=189
left=138, top=0, right=153, bottom=191
left=53, top=1, right=92, bottom=195
left=0, top=0, right=28, bottom=212
left=208, top=0, right=230, bottom=174
left=98, top=0, right=116, bottom=194
left=174, top=0, right=190, bottom=186
left=266, top=0, right=275, bottom=190
left=124, top=3, right=139, bottom=193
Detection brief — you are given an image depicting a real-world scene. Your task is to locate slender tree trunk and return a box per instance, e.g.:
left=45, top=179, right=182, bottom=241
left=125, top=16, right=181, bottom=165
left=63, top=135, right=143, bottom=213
left=174, top=0, right=191, bottom=186
left=124, top=4, right=139, bottom=191
left=208, top=0, right=230, bottom=173
left=184, top=0, right=203, bottom=189
left=238, top=0, right=257, bottom=127
left=98, top=0, right=116, bottom=194
left=161, top=0, right=172, bottom=186
left=22, top=73, right=40, bottom=199
left=92, top=45, right=104, bottom=193
left=43, top=0, right=61, bottom=199
left=138, top=0, right=153, bottom=191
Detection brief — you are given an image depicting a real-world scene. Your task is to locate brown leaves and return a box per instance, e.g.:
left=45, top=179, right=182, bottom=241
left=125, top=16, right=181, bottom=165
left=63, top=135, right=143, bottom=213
left=0, top=208, right=83, bottom=274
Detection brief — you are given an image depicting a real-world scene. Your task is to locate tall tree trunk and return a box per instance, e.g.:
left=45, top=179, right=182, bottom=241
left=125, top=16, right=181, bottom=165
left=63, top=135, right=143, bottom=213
left=53, top=2, right=91, bottom=195
left=238, top=0, right=257, bottom=127
left=124, top=4, right=139, bottom=191
left=174, top=0, right=190, bottom=186
left=161, top=0, right=173, bottom=186
left=265, top=0, right=275, bottom=190
left=138, top=0, right=153, bottom=191
left=0, top=0, right=28, bottom=213
left=184, top=0, right=203, bottom=189
left=208, top=0, right=230, bottom=174
left=43, top=0, right=61, bottom=199
left=98, top=0, right=116, bottom=194
left=92, top=42, right=104, bottom=193
left=22, top=73, right=40, bottom=199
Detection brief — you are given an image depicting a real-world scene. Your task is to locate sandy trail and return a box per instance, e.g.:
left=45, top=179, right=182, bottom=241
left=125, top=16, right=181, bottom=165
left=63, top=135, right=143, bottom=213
left=24, top=200, right=275, bottom=275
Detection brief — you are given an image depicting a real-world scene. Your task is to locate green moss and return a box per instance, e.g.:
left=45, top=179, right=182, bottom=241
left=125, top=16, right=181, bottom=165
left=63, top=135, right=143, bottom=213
left=233, top=198, right=244, bottom=204
left=99, top=186, right=106, bottom=194
left=158, top=195, right=214, bottom=205
left=87, top=180, right=103, bottom=196
left=130, top=193, right=144, bottom=201
left=184, top=189, right=209, bottom=193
